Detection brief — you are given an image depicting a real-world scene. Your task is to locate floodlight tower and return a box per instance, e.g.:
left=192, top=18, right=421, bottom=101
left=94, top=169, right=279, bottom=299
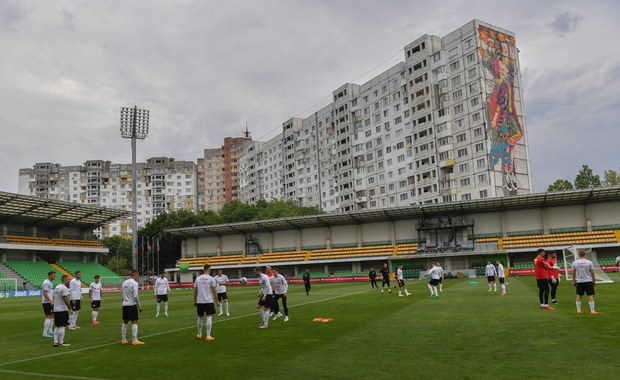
left=120, top=106, right=149, bottom=271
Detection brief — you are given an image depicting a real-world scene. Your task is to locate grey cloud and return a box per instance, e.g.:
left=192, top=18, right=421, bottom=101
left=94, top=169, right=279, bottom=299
left=548, top=12, right=583, bottom=37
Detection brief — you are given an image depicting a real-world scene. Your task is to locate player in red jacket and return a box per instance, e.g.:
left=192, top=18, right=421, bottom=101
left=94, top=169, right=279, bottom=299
left=547, top=252, right=560, bottom=304
left=534, top=248, right=554, bottom=309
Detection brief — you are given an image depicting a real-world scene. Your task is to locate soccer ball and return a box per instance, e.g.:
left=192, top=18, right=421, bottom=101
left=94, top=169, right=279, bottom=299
left=240, top=277, right=248, bottom=285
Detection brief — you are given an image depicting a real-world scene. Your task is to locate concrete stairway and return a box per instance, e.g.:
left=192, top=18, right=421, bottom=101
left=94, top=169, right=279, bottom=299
left=0, top=263, right=36, bottom=290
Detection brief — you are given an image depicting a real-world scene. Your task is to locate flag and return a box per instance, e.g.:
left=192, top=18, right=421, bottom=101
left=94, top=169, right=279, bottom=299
left=147, top=239, right=152, bottom=253
left=140, top=237, right=145, bottom=253
left=156, top=238, right=160, bottom=253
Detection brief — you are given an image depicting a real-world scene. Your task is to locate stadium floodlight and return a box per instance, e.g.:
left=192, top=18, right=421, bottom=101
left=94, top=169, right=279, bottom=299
left=120, top=106, right=150, bottom=272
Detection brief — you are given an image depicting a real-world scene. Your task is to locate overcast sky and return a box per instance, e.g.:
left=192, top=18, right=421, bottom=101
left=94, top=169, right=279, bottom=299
left=1, top=0, right=618, bottom=194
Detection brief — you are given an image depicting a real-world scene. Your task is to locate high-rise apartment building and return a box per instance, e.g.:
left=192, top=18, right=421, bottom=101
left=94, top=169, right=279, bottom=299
left=18, top=157, right=197, bottom=237
left=239, top=19, right=531, bottom=212
left=197, top=136, right=252, bottom=211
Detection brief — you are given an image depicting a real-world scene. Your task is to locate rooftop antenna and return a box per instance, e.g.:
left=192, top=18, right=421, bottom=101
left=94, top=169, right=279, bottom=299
left=243, top=122, right=251, bottom=138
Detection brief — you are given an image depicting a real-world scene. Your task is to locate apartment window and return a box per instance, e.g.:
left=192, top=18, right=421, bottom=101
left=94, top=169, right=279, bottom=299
left=448, top=48, right=458, bottom=58
left=432, top=52, right=441, bottom=62
left=400, top=193, right=408, bottom=201
left=474, top=127, right=483, bottom=137
left=476, top=158, right=486, bottom=168
left=467, top=52, right=476, bottom=63
left=439, top=151, right=453, bottom=161
left=480, top=190, right=488, bottom=198
left=456, top=133, right=467, bottom=143
left=395, top=116, right=402, bottom=124
left=472, top=112, right=481, bottom=122
left=457, top=148, right=468, bottom=157
left=389, top=184, right=395, bottom=191
left=475, top=142, right=485, bottom=152
left=449, top=60, right=460, bottom=71
left=452, top=89, right=463, bottom=100
left=454, top=118, right=464, bottom=128
left=464, top=39, right=473, bottom=49
left=469, top=82, right=479, bottom=93
left=459, top=163, right=470, bottom=173
left=478, top=173, right=487, bottom=184
left=468, top=67, right=477, bottom=78
left=453, top=104, right=464, bottom=114
left=368, top=177, right=375, bottom=184
left=461, top=193, right=471, bottom=201
left=460, top=178, right=471, bottom=187
left=397, top=155, right=405, bottom=163
left=450, top=75, right=461, bottom=86
left=365, top=130, right=372, bottom=137
left=471, top=97, right=480, bottom=107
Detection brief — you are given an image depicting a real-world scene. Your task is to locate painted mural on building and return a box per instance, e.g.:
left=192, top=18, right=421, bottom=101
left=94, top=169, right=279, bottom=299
left=478, top=25, right=523, bottom=195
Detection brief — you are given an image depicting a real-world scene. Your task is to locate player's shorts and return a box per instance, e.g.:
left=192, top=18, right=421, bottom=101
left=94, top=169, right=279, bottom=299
left=397, top=279, right=405, bottom=287
left=54, top=311, right=70, bottom=327
left=217, top=292, right=228, bottom=301
left=122, top=305, right=139, bottom=321
left=499, top=277, right=505, bottom=284
left=576, top=282, right=595, bottom=296
left=381, top=278, right=390, bottom=286
left=156, top=294, right=168, bottom=303
left=536, top=279, right=550, bottom=289
left=196, top=303, right=216, bottom=317
left=429, top=278, right=440, bottom=286
left=438, top=278, right=443, bottom=283
left=90, top=300, right=101, bottom=309
left=70, top=300, right=81, bottom=312
left=42, top=303, right=53, bottom=316
left=258, top=294, right=274, bottom=308
left=487, top=276, right=496, bottom=282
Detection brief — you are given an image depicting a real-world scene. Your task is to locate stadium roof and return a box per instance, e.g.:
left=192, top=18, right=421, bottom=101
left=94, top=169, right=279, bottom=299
left=166, top=187, right=620, bottom=238
left=0, top=191, right=131, bottom=229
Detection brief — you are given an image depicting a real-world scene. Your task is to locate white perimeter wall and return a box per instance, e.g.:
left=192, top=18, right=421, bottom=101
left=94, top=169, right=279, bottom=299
left=361, top=222, right=391, bottom=243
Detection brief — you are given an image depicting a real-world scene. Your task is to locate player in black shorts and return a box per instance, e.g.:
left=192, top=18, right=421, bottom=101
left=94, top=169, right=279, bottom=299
left=380, top=263, right=391, bottom=293
left=302, top=270, right=311, bottom=295
left=369, top=268, right=378, bottom=289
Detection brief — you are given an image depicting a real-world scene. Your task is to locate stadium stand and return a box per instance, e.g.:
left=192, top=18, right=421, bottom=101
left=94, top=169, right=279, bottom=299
left=57, top=262, right=125, bottom=286
left=295, top=272, right=329, bottom=278
left=1, top=234, right=104, bottom=249
left=500, top=230, right=618, bottom=249
left=259, top=250, right=308, bottom=263
left=5, top=260, right=62, bottom=287
left=310, top=245, right=395, bottom=260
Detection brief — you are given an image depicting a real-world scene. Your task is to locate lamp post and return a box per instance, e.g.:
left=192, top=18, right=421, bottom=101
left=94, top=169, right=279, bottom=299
left=120, top=106, right=149, bottom=271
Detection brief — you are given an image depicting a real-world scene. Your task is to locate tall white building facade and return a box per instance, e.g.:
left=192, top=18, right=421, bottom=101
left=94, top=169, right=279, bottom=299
left=239, top=19, right=531, bottom=212
left=19, top=157, right=197, bottom=238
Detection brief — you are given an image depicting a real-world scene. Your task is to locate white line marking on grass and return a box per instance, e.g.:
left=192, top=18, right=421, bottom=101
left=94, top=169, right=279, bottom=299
left=0, top=368, right=111, bottom=380
left=0, top=288, right=372, bottom=367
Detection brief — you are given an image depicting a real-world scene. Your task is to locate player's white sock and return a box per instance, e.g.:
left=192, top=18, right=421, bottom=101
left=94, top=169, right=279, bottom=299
left=398, top=291, right=402, bottom=296
left=576, top=302, right=582, bottom=312
left=493, top=284, right=497, bottom=291
left=121, top=323, right=127, bottom=341
left=225, top=302, right=229, bottom=314
left=92, top=311, right=98, bottom=321
left=206, top=316, right=212, bottom=337
left=57, top=326, right=65, bottom=344
left=589, top=301, right=595, bottom=312
left=263, top=310, right=269, bottom=326
left=43, top=318, right=53, bottom=335
left=501, top=284, right=506, bottom=293
left=219, top=304, right=223, bottom=314
left=156, top=303, right=160, bottom=315
left=488, top=284, right=492, bottom=290
left=164, top=302, right=168, bottom=314
left=132, top=324, right=138, bottom=342
left=72, top=311, right=79, bottom=326
left=197, top=316, right=204, bottom=335
left=427, top=284, right=433, bottom=295
left=439, top=283, right=443, bottom=291
left=405, top=289, right=411, bottom=295
left=433, top=286, right=438, bottom=296
left=54, top=326, right=62, bottom=344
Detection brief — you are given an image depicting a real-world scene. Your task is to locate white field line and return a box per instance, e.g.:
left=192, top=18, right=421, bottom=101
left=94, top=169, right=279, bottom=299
left=0, top=288, right=372, bottom=367
left=0, top=368, right=111, bottom=380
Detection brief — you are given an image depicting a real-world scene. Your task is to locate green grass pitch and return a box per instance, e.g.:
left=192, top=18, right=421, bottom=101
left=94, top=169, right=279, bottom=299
left=1, top=277, right=620, bottom=379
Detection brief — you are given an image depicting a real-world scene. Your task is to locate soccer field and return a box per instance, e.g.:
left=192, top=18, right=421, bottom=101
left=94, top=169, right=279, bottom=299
left=1, top=278, right=619, bottom=380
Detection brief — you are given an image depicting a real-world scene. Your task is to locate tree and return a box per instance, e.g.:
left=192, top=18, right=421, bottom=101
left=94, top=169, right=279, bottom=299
left=99, top=236, right=132, bottom=275
left=547, top=179, right=574, bottom=192
left=602, top=169, right=620, bottom=187
left=573, top=165, right=601, bottom=189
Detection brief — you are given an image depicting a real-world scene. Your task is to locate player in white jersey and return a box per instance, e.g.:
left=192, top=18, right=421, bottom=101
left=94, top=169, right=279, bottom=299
left=89, top=275, right=103, bottom=324
left=271, top=268, right=289, bottom=321
left=496, top=260, right=506, bottom=295
left=194, top=264, right=219, bottom=341
left=616, top=255, right=620, bottom=276
left=68, top=271, right=83, bottom=330
left=52, top=275, right=73, bottom=347
left=121, top=269, right=144, bottom=345
left=41, top=271, right=56, bottom=338
left=572, top=250, right=598, bottom=315
left=485, top=261, right=497, bottom=292
left=436, top=262, right=445, bottom=293
left=254, top=267, right=273, bottom=328
left=427, top=262, right=441, bottom=298
left=154, top=271, right=171, bottom=318
left=214, top=269, right=230, bottom=316
left=395, top=265, right=411, bottom=297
